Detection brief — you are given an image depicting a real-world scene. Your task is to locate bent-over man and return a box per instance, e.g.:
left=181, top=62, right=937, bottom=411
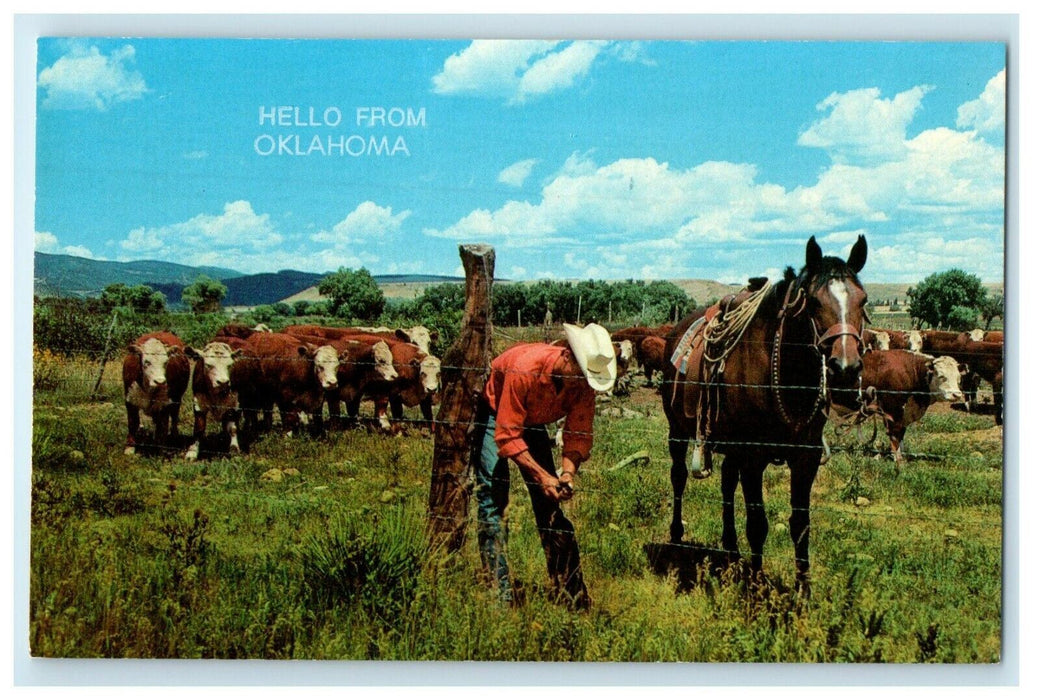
left=473, top=322, right=616, bottom=609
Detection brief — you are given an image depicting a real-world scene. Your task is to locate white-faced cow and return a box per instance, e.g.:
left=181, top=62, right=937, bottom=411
left=283, top=324, right=438, bottom=355
left=325, top=333, right=441, bottom=432
left=122, top=331, right=190, bottom=456
left=283, top=332, right=400, bottom=430
left=184, top=341, right=242, bottom=461
left=863, top=329, right=891, bottom=351
left=231, top=332, right=342, bottom=438
left=861, top=350, right=965, bottom=463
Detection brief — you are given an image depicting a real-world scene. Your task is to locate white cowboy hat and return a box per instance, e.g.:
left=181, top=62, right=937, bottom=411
left=563, top=323, right=617, bottom=392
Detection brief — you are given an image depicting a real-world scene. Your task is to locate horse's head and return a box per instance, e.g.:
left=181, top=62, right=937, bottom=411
left=793, top=235, right=869, bottom=390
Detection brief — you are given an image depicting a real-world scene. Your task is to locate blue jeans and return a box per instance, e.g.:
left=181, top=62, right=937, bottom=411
left=472, top=406, right=588, bottom=607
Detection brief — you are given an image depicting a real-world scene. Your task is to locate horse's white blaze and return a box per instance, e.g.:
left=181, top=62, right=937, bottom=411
left=828, top=279, right=852, bottom=367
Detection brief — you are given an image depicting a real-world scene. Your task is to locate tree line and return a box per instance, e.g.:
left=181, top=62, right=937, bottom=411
left=32, top=266, right=1003, bottom=359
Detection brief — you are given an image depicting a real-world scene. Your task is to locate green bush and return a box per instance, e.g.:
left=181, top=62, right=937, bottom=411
left=301, top=507, right=428, bottom=621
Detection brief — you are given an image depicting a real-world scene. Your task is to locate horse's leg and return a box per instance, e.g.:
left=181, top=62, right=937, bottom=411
left=720, top=454, right=741, bottom=557
left=740, top=458, right=769, bottom=573
left=667, top=418, right=690, bottom=544
left=788, top=449, right=822, bottom=595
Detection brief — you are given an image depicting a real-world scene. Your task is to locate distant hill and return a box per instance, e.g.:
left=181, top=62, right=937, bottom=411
left=153, top=270, right=327, bottom=308
left=33, top=252, right=1002, bottom=309
left=34, top=253, right=242, bottom=298
left=32, top=253, right=467, bottom=306
left=283, top=275, right=466, bottom=303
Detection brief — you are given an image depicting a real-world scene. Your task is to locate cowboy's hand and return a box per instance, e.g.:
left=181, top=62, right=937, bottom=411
left=526, top=472, right=560, bottom=502
left=557, top=471, right=575, bottom=501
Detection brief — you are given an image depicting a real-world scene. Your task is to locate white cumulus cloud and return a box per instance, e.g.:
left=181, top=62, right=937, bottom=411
left=112, top=200, right=416, bottom=274
left=34, top=231, right=59, bottom=252
left=38, top=44, right=148, bottom=111
left=515, top=40, right=607, bottom=103
left=312, top=201, right=411, bottom=244
left=119, top=201, right=282, bottom=267
left=432, top=41, right=560, bottom=98
left=35, top=231, right=97, bottom=259
left=957, top=69, right=1006, bottom=134
left=497, top=159, right=539, bottom=187
left=424, top=80, right=1004, bottom=282
left=432, top=40, right=636, bottom=104
left=798, top=85, right=933, bottom=165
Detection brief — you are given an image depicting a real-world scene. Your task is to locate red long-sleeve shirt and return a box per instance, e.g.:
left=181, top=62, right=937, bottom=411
left=483, top=343, right=596, bottom=461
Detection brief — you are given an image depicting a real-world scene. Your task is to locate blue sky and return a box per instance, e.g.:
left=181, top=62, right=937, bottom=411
left=33, top=38, right=1006, bottom=284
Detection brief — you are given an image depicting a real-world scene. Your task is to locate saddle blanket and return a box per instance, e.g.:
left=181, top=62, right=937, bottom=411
left=670, top=316, right=706, bottom=375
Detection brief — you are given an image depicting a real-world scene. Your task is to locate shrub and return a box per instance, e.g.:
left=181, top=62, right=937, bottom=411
left=301, top=507, right=427, bottom=621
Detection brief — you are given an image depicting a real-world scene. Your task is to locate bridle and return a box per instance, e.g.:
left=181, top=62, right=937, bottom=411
left=771, top=275, right=866, bottom=434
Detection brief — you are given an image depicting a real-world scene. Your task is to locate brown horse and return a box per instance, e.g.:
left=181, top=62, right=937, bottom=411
left=662, top=236, right=868, bottom=592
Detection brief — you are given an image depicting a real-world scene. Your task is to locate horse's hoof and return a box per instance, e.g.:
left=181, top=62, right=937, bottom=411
left=691, top=467, right=713, bottom=480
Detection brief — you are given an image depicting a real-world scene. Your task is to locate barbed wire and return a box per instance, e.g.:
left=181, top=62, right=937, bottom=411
left=33, top=350, right=1006, bottom=398
left=33, top=395, right=1003, bottom=466
left=31, top=332, right=1008, bottom=360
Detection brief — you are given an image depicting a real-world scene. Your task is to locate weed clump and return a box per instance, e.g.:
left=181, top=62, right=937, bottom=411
left=301, top=507, right=428, bottom=623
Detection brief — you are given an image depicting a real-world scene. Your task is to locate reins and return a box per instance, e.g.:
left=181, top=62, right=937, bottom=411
left=771, top=282, right=828, bottom=435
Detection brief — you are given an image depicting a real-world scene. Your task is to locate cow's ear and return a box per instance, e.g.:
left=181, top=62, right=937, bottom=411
left=185, top=347, right=202, bottom=360
left=805, top=236, right=822, bottom=273
left=395, top=329, right=410, bottom=341
left=231, top=349, right=243, bottom=359
left=127, top=345, right=142, bottom=355
left=299, top=343, right=317, bottom=358
left=847, top=235, right=868, bottom=273
left=429, top=329, right=439, bottom=341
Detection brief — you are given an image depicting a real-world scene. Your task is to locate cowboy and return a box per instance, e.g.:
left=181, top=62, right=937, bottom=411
left=472, top=323, right=617, bottom=609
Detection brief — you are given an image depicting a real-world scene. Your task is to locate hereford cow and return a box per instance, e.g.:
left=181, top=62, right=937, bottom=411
left=284, top=324, right=437, bottom=354
left=328, top=333, right=441, bottom=431
left=611, top=324, right=674, bottom=386
left=184, top=341, right=241, bottom=461
left=231, top=332, right=342, bottom=437
left=639, top=335, right=669, bottom=386
left=215, top=322, right=273, bottom=340
left=862, top=329, right=891, bottom=351
left=122, top=331, right=190, bottom=456
left=284, top=333, right=399, bottom=430
left=859, top=351, right=965, bottom=463
left=919, top=334, right=1004, bottom=424
left=879, top=329, right=924, bottom=353
left=357, top=325, right=438, bottom=354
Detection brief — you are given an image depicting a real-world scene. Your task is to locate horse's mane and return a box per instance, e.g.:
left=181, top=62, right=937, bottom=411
left=762, top=266, right=798, bottom=314
left=760, top=255, right=863, bottom=320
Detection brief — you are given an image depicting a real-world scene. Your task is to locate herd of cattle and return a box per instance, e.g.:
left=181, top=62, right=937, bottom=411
left=120, top=317, right=1003, bottom=465
left=612, top=323, right=1004, bottom=463
left=122, top=323, right=441, bottom=460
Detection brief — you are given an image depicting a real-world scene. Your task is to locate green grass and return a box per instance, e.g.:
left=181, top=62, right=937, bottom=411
left=29, top=351, right=1004, bottom=662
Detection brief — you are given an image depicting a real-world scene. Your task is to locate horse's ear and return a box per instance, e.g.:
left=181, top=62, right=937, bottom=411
left=805, top=236, right=822, bottom=272
left=847, top=235, right=868, bottom=273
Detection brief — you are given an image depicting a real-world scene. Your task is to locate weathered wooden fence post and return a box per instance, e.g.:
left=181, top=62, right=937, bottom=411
left=428, top=244, right=495, bottom=552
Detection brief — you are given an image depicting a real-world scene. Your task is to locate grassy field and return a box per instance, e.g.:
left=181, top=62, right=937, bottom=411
left=29, top=332, right=1004, bottom=662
